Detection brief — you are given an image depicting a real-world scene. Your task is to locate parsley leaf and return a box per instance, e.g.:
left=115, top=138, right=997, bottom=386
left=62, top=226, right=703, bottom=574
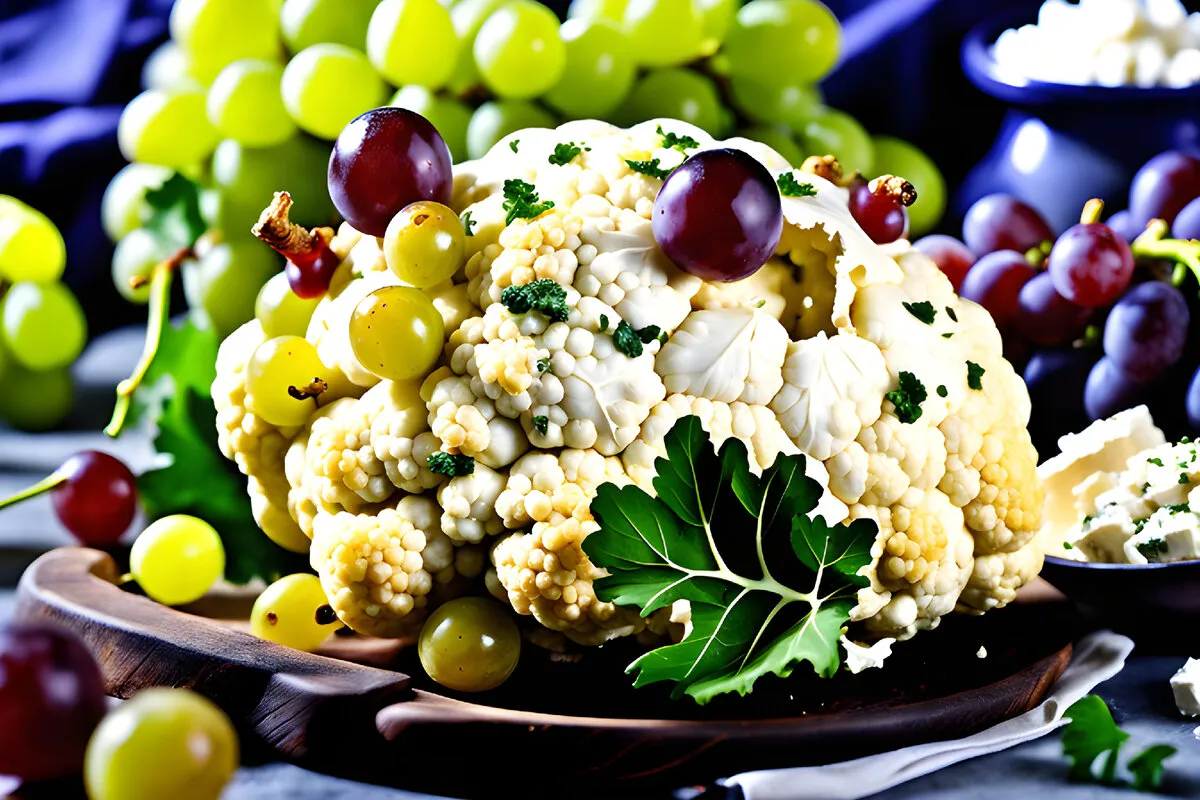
left=902, top=301, right=937, bottom=325
left=885, top=371, right=927, bottom=423
left=584, top=416, right=877, bottom=703
left=625, top=158, right=672, bottom=180
left=427, top=452, right=475, bottom=477
left=509, top=139, right=519, bottom=153
left=945, top=306, right=958, bottom=322
left=1147, top=457, right=1164, bottom=466
left=549, top=142, right=586, bottom=166
left=599, top=314, right=610, bottom=332
left=936, top=385, right=948, bottom=398
left=1165, top=503, right=1190, bottom=514
left=1135, top=538, right=1167, bottom=560
left=967, top=361, right=985, bottom=390
left=776, top=173, right=818, bottom=197
left=537, top=357, right=551, bottom=374
left=658, top=125, right=699, bottom=152
left=941, top=332, right=954, bottom=339
left=500, top=278, right=570, bottom=322
left=1128, top=745, right=1178, bottom=791
left=502, top=179, right=554, bottom=225
left=532, top=415, right=549, bottom=435
left=1180, top=472, right=1190, bottom=485
left=144, top=172, right=206, bottom=252
left=461, top=210, right=475, bottom=236
left=612, top=319, right=644, bottom=357
left=1061, top=696, right=1176, bottom=790
left=636, top=324, right=667, bottom=344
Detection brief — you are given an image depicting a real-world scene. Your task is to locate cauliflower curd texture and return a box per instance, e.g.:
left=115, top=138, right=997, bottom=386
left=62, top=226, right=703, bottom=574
left=213, top=119, right=1045, bottom=648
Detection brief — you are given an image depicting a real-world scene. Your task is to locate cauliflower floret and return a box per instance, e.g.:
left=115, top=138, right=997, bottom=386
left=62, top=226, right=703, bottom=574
left=427, top=280, right=481, bottom=338
left=957, top=542, right=1044, bottom=613
left=438, top=463, right=507, bottom=544
left=422, top=368, right=529, bottom=469
left=495, top=449, right=627, bottom=528
left=655, top=308, right=789, bottom=405
left=469, top=210, right=583, bottom=308
left=691, top=260, right=800, bottom=326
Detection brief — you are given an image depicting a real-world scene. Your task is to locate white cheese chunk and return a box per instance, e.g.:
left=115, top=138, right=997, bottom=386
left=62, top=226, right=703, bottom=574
left=1172, top=659, right=1200, bottom=717
left=840, top=637, right=894, bottom=674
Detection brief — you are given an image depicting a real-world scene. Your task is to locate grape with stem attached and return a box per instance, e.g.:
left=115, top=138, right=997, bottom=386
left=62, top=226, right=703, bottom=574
left=250, top=574, right=341, bottom=652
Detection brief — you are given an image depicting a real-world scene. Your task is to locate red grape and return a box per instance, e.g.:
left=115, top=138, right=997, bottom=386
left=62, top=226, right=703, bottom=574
left=1129, top=151, right=1200, bottom=228
left=652, top=148, right=783, bottom=282
left=328, top=108, right=453, bottom=238
left=848, top=183, right=908, bottom=244
left=285, top=248, right=339, bottom=299
left=962, top=195, right=1053, bottom=256
left=1084, top=356, right=1148, bottom=421
left=1172, top=196, right=1200, bottom=241
left=1103, top=280, right=1190, bottom=381
left=51, top=451, right=138, bottom=546
left=1015, top=272, right=1092, bottom=346
left=914, top=235, right=975, bottom=290
left=1047, top=222, right=1134, bottom=307
left=958, top=250, right=1038, bottom=329
left=0, top=624, right=107, bottom=782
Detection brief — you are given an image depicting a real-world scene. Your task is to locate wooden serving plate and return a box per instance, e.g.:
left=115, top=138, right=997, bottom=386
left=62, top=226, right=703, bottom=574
left=15, top=548, right=1077, bottom=795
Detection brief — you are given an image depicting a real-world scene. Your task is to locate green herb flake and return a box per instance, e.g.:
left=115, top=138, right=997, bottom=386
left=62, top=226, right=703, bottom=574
left=1133, top=517, right=1149, bottom=533
left=612, top=320, right=644, bottom=358
left=946, top=306, right=958, bottom=322
left=1181, top=461, right=1190, bottom=470
left=885, top=371, right=927, bottom=424
left=966, top=361, right=985, bottom=391
left=509, top=139, right=519, bottom=153
left=537, top=357, right=551, bottom=374
left=502, top=178, right=555, bottom=225
left=1082, top=514, right=1095, bottom=527
left=599, top=314, right=610, bottom=332
left=1129, top=745, right=1179, bottom=791
left=1061, top=696, right=1176, bottom=790
left=1147, top=457, right=1164, bottom=466
left=636, top=324, right=666, bottom=344
left=584, top=416, right=878, bottom=703
left=549, top=142, right=586, bottom=166
left=657, top=125, right=699, bottom=152
left=460, top=210, right=475, bottom=236
left=1141, top=482, right=1151, bottom=495
left=941, top=332, right=954, bottom=339
left=1136, top=538, right=1168, bottom=560
left=500, top=278, right=570, bottom=322
left=1063, top=541, right=1074, bottom=550
left=776, top=173, right=818, bottom=197
left=625, top=158, right=672, bottom=181
left=427, top=452, right=475, bottom=477
left=1166, top=503, right=1190, bottom=514
left=1181, top=472, right=1191, bottom=485
left=532, top=415, right=549, bottom=435
left=936, top=385, right=948, bottom=398
left=903, top=301, right=937, bottom=325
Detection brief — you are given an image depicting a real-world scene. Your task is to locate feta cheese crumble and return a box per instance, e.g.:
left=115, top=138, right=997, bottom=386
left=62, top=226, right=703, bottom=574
left=1171, top=658, right=1200, bottom=717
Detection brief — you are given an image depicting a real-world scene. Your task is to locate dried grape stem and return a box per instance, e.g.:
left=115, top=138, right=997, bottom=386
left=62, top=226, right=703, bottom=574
left=1131, top=219, right=1200, bottom=289
left=252, top=191, right=334, bottom=265
left=287, top=378, right=328, bottom=401
left=801, top=155, right=844, bottom=184
left=868, top=175, right=917, bottom=207
left=1080, top=198, right=1104, bottom=225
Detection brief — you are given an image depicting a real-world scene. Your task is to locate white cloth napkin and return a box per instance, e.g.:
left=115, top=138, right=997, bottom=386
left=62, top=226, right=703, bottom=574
left=723, top=631, right=1134, bottom=800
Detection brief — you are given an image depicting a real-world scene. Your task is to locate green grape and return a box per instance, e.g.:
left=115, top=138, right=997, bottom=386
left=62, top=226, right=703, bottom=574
left=250, top=574, right=339, bottom=651
left=182, top=241, right=281, bottom=338
left=349, top=286, right=444, bottom=382
left=111, top=229, right=171, bottom=305
left=567, top=0, right=628, bottom=23
left=390, top=86, right=473, bottom=163
left=466, top=100, right=556, bottom=160
left=418, top=597, right=520, bottom=692
left=699, top=0, right=736, bottom=42
left=0, top=197, right=66, bottom=283
left=281, top=0, right=377, bottom=52
left=101, top=163, right=171, bottom=242
left=740, top=125, right=806, bottom=166
left=130, top=515, right=226, bottom=606
left=446, top=0, right=508, bottom=94
left=169, top=0, right=280, bottom=83
left=620, top=68, right=729, bottom=137
left=623, top=0, right=704, bottom=67
left=729, top=76, right=822, bottom=128
left=117, top=89, right=219, bottom=169
left=384, top=201, right=465, bottom=288
left=206, top=59, right=296, bottom=147
left=0, top=361, right=72, bottom=432
left=281, top=44, right=386, bottom=140
left=1, top=281, right=86, bottom=371
left=474, top=0, right=566, bottom=99
left=84, top=689, right=237, bottom=800
left=245, top=335, right=328, bottom=426
left=871, top=136, right=946, bottom=237
left=140, top=41, right=199, bottom=92
left=721, top=0, right=840, bottom=86
left=368, top=0, right=461, bottom=89
left=255, top=271, right=320, bottom=337
left=799, top=106, right=874, bottom=176
left=211, top=136, right=338, bottom=234
left=544, top=18, right=636, bottom=119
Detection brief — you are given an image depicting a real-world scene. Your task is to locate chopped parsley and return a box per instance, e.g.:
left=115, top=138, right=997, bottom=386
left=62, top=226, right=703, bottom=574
left=776, top=173, right=817, bottom=197
left=941, top=332, right=954, bottom=339
left=625, top=158, right=672, bottom=180
left=658, top=125, right=699, bottom=152
left=1133, top=517, right=1149, bottom=533
left=460, top=210, right=475, bottom=236
left=612, top=320, right=644, bottom=358
left=903, top=301, right=937, bottom=325
left=1141, top=482, right=1151, bottom=495
left=1183, top=436, right=1192, bottom=444
left=885, top=371, right=927, bottom=424
left=502, top=179, right=554, bottom=225
left=966, top=361, right=985, bottom=391
left=1147, top=457, right=1164, bottom=466
left=936, top=385, right=948, bottom=398
left=636, top=324, right=668, bottom=344
left=1063, top=541, right=1074, bottom=550
left=1180, top=472, right=1191, bottom=485
left=537, top=357, right=551, bottom=374
left=1082, top=514, right=1095, bottom=527
left=1166, top=503, right=1190, bottom=514
left=500, top=278, right=570, bottom=322
left=945, top=307, right=958, bottom=322
left=549, top=142, right=588, bottom=166
left=1136, top=538, right=1168, bottom=560
left=1181, top=461, right=1190, bottom=469
left=532, top=415, right=549, bottom=435
left=599, top=314, right=610, bottom=332
left=427, top=452, right=475, bottom=477
left=509, top=139, right=519, bottom=153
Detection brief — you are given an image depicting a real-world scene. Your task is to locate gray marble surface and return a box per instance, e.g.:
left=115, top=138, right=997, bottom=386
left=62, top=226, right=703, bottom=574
left=1, top=328, right=1198, bottom=800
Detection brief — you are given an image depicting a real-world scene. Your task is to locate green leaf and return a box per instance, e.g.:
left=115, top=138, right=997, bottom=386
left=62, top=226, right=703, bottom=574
left=427, top=452, right=475, bottom=476
left=549, top=142, right=587, bottom=166
left=502, top=179, right=554, bottom=225
left=585, top=416, right=878, bottom=703
left=612, top=320, right=643, bottom=358
left=500, top=278, right=569, bottom=323
left=143, top=173, right=205, bottom=253
left=1062, top=695, right=1130, bottom=784
left=1127, top=744, right=1176, bottom=791
left=625, top=158, right=672, bottom=181
left=776, top=174, right=817, bottom=198
left=885, top=371, right=927, bottom=424
left=657, top=125, right=699, bottom=152
left=902, top=301, right=936, bottom=325
left=967, top=361, right=985, bottom=391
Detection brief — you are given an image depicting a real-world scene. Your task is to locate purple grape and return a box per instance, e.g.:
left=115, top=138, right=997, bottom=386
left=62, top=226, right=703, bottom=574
left=1084, top=356, right=1149, bottom=420
left=1128, top=151, right=1200, bottom=228
left=1047, top=222, right=1135, bottom=308
left=962, top=194, right=1053, bottom=256
left=1106, top=210, right=1141, bottom=242
left=959, top=250, right=1038, bottom=330
left=1103, top=280, right=1190, bottom=381
left=328, top=108, right=453, bottom=238
left=1172, top=196, right=1200, bottom=241
left=1188, top=364, right=1200, bottom=430
left=914, top=235, right=974, bottom=291
left=652, top=148, right=783, bottom=282
left=1015, top=272, right=1092, bottom=346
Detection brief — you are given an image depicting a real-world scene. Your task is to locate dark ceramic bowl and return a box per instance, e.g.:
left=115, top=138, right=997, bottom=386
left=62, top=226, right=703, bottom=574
left=957, top=11, right=1200, bottom=232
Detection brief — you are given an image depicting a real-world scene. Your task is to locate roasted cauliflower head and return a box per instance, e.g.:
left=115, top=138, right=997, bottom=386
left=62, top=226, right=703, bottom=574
left=213, top=119, right=1044, bottom=644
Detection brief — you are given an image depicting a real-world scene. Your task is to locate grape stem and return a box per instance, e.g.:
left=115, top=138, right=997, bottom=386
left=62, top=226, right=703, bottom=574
left=868, top=175, right=917, bottom=207
left=1131, top=219, right=1200, bottom=290
left=104, top=246, right=194, bottom=439
left=1080, top=198, right=1104, bottom=225
left=0, top=469, right=66, bottom=512
left=253, top=191, right=335, bottom=267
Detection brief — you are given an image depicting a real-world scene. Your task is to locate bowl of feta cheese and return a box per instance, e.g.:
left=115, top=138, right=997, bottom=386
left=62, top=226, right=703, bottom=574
left=1037, top=405, right=1200, bottom=625
left=958, top=0, right=1200, bottom=232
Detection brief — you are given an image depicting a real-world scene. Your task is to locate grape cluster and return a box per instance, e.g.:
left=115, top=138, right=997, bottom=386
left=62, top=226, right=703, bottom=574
left=917, top=152, right=1200, bottom=451
left=0, top=198, right=86, bottom=431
